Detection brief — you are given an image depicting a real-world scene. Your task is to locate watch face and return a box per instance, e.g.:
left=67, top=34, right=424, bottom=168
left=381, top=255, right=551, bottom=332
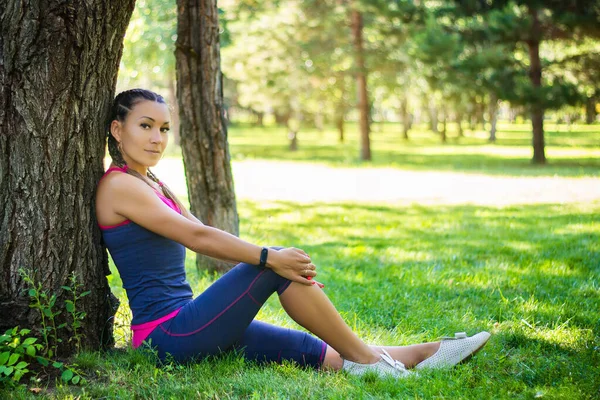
left=260, top=247, right=268, bottom=266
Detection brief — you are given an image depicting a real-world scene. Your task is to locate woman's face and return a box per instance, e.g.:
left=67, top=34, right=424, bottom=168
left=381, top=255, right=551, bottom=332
left=111, top=100, right=171, bottom=170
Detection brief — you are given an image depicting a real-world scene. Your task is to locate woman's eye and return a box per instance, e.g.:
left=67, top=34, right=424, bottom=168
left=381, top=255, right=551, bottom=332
left=161, top=128, right=170, bottom=133
left=140, top=123, right=150, bottom=129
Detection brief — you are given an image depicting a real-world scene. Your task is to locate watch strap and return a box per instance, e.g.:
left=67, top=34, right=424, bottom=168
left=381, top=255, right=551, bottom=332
left=259, top=247, right=268, bottom=267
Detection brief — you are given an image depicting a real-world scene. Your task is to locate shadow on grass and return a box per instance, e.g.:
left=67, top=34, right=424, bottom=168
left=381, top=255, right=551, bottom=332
left=240, top=200, right=599, bottom=394
left=240, top=200, right=599, bottom=331
left=231, top=143, right=600, bottom=177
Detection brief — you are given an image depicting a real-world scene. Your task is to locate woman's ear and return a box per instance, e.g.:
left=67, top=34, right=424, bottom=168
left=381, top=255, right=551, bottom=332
left=110, top=120, right=122, bottom=142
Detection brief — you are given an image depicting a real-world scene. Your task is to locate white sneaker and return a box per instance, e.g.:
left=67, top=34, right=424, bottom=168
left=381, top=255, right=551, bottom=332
left=415, top=331, right=491, bottom=370
left=342, top=349, right=412, bottom=378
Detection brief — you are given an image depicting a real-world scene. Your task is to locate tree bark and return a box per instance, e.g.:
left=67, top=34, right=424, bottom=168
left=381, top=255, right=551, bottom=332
left=401, top=97, right=410, bottom=140
left=427, top=101, right=439, bottom=133
left=440, top=106, right=447, bottom=143
left=488, top=93, right=498, bottom=142
left=168, top=77, right=181, bottom=146
left=527, top=6, right=546, bottom=164
left=350, top=8, right=371, bottom=161
left=456, top=111, right=464, bottom=138
left=176, top=0, right=239, bottom=272
left=274, top=111, right=290, bottom=126
left=336, top=114, right=345, bottom=143
left=255, top=111, right=264, bottom=126
left=0, top=0, right=134, bottom=354
left=288, top=131, right=298, bottom=151
left=586, top=96, right=597, bottom=124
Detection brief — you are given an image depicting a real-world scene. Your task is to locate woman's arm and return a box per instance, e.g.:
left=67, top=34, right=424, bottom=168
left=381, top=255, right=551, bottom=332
left=104, top=173, right=316, bottom=285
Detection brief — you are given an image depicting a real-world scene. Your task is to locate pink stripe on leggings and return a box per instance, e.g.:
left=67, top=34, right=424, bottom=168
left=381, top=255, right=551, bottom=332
left=318, top=341, right=327, bottom=369
left=160, top=269, right=267, bottom=337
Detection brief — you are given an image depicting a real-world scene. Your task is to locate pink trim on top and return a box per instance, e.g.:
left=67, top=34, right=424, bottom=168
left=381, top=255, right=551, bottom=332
left=98, top=165, right=181, bottom=230
left=98, top=220, right=131, bottom=230
left=99, top=165, right=128, bottom=182
left=131, top=308, right=182, bottom=349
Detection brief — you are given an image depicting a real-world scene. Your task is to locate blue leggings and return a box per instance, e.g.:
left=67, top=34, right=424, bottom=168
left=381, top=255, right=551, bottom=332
left=146, top=262, right=327, bottom=368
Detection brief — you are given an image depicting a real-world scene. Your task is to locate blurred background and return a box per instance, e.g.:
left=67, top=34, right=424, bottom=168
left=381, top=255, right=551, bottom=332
left=116, top=0, right=599, bottom=168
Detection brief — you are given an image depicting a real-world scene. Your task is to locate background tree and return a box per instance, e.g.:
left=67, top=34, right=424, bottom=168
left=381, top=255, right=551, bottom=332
left=445, top=0, right=600, bottom=163
left=222, top=2, right=313, bottom=149
left=119, top=0, right=180, bottom=142
left=0, top=0, right=135, bottom=353
left=176, top=0, right=239, bottom=272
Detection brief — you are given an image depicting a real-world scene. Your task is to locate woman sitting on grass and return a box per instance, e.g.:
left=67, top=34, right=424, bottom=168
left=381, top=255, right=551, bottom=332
left=95, top=88, right=490, bottom=378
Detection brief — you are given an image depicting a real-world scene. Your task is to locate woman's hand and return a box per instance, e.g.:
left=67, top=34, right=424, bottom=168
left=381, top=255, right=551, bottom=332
left=267, top=247, right=317, bottom=285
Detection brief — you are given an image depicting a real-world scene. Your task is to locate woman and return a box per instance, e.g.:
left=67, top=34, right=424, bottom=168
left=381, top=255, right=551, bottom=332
left=95, top=89, right=490, bottom=378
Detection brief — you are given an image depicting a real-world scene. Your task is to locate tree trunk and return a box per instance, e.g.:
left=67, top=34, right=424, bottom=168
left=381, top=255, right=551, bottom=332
left=274, top=111, right=290, bottom=126
left=477, top=100, right=486, bottom=130
left=336, top=114, right=345, bottom=143
left=315, top=111, right=324, bottom=133
left=351, top=8, right=371, bottom=161
left=288, top=131, right=298, bottom=151
left=168, top=77, right=181, bottom=146
left=488, top=93, right=498, bottom=142
left=440, top=106, right=447, bottom=143
left=428, top=103, right=439, bottom=133
left=255, top=111, right=264, bottom=126
left=456, top=111, right=464, bottom=138
left=176, top=0, right=240, bottom=272
left=527, top=6, right=546, bottom=164
left=401, top=97, right=410, bottom=140
left=586, top=96, right=597, bottom=124
left=0, top=0, right=134, bottom=354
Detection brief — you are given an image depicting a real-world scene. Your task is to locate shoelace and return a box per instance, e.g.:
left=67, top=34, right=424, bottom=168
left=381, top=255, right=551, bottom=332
left=379, top=349, right=407, bottom=372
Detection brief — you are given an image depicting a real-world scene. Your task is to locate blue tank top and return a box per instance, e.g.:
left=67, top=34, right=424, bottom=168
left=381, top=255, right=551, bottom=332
left=99, top=168, right=193, bottom=325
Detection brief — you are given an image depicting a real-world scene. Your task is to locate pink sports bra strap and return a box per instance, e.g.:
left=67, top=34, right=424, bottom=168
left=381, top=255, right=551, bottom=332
left=100, top=165, right=128, bottom=182
left=106, top=165, right=127, bottom=173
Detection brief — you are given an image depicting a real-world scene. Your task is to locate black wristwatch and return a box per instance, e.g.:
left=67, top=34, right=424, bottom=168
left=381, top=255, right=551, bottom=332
left=259, top=247, right=269, bottom=267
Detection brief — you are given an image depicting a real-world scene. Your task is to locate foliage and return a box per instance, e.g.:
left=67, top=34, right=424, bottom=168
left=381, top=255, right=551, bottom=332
left=0, top=327, right=40, bottom=386
left=118, top=0, right=177, bottom=92
left=1, top=271, right=90, bottom=387
left=20, top=270, right=63, bottom=359
left=62, top=273, right=91, bottom=353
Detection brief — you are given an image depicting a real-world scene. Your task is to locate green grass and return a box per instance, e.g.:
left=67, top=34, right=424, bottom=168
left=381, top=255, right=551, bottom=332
left=214, top=122, right=599, bottom=177
left=6, top=201, right=598, bottom=399
left=4, top=122, right=598, bottom=399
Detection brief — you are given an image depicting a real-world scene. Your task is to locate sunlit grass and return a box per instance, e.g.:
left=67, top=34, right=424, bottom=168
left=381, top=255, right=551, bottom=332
left=7, top=200, right=593, bottom=399
left=203, top=122, right=599, bottom=177
left=7, top=124, right=596, bottom=398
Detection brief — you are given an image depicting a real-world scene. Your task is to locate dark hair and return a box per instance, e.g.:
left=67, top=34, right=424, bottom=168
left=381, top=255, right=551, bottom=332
left=107, top=89, right=184, bottom=212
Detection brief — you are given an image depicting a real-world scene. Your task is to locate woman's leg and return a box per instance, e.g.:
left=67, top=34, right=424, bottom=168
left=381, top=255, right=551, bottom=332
left=146, top=262, right=295, bottom=362
left=279, top=282, right=440, bottom=369
left=234, top=320, right=327, bottom=369
left=146, top=261, right=437, bottom=369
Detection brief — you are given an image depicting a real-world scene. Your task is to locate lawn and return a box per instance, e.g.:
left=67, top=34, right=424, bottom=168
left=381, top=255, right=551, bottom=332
left=217, top=122, right=600, bottom=177
left=4, top=123, right=599, bottom=399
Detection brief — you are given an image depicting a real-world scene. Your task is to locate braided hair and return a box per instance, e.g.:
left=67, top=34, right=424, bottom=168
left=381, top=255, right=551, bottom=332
left=107, top=89, right=184, bottom=212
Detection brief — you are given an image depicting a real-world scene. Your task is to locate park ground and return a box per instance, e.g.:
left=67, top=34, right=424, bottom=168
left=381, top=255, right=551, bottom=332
left=6, top=123, right=600, bottom=399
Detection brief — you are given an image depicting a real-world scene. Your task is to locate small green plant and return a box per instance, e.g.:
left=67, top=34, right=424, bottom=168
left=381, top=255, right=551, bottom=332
left=13, top=269, right=88, bottom=386
left=20, top=270, right=62, bottom=358
left=62, top=272, right=91, bottom=353
left=0, top=327, right=42, bottom=386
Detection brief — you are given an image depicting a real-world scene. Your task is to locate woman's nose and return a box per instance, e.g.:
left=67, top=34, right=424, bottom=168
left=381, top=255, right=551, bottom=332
left=150, top=128, right=163, bottom=143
